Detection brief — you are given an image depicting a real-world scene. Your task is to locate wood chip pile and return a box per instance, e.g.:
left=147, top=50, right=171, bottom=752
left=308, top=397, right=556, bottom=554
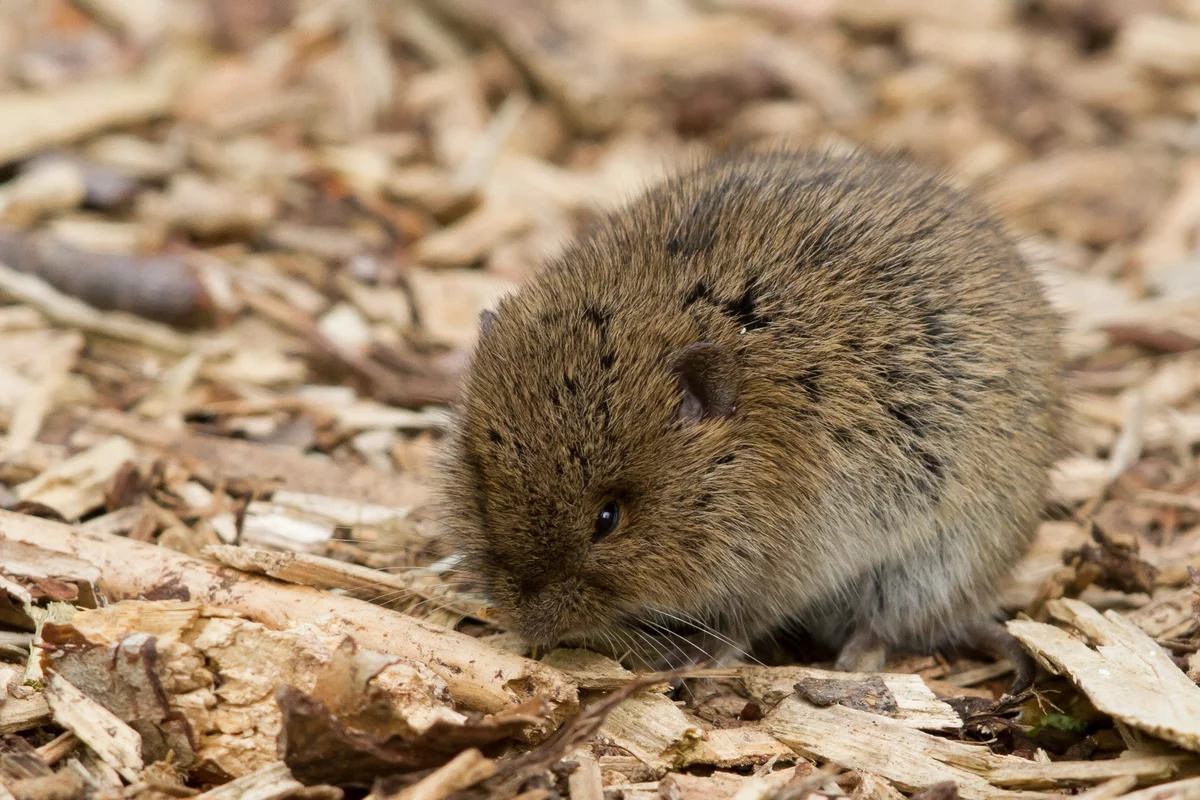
left=2, top=0, right=1200, bottom=798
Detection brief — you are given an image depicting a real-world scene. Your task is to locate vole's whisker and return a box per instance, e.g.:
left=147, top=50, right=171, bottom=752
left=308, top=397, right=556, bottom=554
left=628, top=626, right=673, bottom=671
left=642, top=618, right=716, bottom=665
left=612, top=628, right=637, bottom=665
left=653, top=609, right=763, bottom=667
left=649, top=623, right=696, bottom=667
left=367, top=565, right=465, bottom=576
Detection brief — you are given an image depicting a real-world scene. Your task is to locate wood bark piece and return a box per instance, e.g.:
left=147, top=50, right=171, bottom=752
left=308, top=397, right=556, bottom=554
left=851, top=771, right=908, bottom=800
left=0, top=229, right=214, bottom=327
left=414, top=204, right=533, bottom=268
left=0, top=53, right=190, bottom=166
left=0, top=511, right=578, bottom=725
left=192, top=762, right=303, bottom=800
left=0, top=537, right=99, bottom=608
left=89, top=410, right=428, bottom=508
left=739, top=666, right=961, bottom=731
left=1114, top=777, right=1200, bottom=800
left=35, top=731, right=80, bottom=767
left=544, top=651, right=791, bottom=770
left=426, top=0, right=624, bottom=133
left=0, top=261, right=196, bottom=355
left=659, top=765, right=805, bottom=800
left=391, top=749, right=496, bottom=800
left=1008, top=598, right=1200, bottom=752
left=0, top=573, right=35, bottom=633
left=14, top=436, right=139, bottom=521
left=683, top=726, right=795, bottom=770
left=765, top=696, right=1049, bottom=800
left=594, top=690, right=704, bottom=772
left=0, top=161, right=86, bottom=227
left=3, top=328, right=81, bottom=455
left=1127, top=586, right=1193, bottom=640
left=41, top=600, right=469, bottom=779
left=985, top=755, right=1195, bottom=789
left=0, top=693, right=50, bottom=734
left=658, top=771, right=755, bottom=800
left=406, top=268, right=517, bottom=349
left=44, top=672, right=143, bottom=783
left=566, top=750, right=603, bottom=800
left=204, top=546, right=485, bottom=621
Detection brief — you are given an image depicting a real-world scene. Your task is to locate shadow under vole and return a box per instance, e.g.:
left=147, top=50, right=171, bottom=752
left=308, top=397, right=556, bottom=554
left=438, top=147, right=1065, bottom=695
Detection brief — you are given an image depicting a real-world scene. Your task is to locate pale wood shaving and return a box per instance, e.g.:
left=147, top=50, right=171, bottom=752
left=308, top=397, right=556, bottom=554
left=595, top=690, right=704, bottom=772
left=389, top=749, right=497, bottom=800
left=0, top=693, right=50, bottom=734
left=3, top=0, right=1200, bottom=795
left=765, top=696, right=1047, bottom=800
left=14, top=435, right=138, bottom=521
left=1009, top=598, right=1200, bottom=753
left=565, top=750, right=603, bottom=800
left=0, top=51, right=193, bottom=165
left=203, top=545, right=484, bottom=620
left=44, top=672, right=143, bottom=783
left=193, top=762, right=304, bottom=800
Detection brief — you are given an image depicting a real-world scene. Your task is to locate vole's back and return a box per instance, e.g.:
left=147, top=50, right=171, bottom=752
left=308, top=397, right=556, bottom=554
left=625, top=152, right=1059, bottom=643
left=451, top=150, right=1063, bottom=671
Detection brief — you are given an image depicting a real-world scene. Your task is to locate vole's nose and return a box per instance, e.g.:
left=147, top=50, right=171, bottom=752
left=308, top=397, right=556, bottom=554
left=513, top=581, right=575, bottom=645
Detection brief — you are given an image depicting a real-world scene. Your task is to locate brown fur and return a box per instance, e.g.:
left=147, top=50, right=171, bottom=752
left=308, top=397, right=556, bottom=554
left=438, top=149, right=1064, bottom=675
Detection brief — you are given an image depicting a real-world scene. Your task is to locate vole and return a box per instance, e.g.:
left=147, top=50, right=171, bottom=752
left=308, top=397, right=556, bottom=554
left=440, top=149, right=1063, bottom=692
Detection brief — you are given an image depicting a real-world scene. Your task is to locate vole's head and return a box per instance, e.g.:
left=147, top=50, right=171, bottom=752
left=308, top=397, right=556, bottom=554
left=439, top=223, right=761, bottom=660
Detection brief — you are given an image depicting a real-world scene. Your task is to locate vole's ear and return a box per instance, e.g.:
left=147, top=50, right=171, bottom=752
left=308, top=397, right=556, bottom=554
left=479, top=309, right=497, bottom=336
left=670, top=342, right=740, bottom=425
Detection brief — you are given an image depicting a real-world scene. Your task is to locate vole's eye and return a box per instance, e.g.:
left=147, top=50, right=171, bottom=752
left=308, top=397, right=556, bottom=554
left=592, top=501, right=620, bottom=543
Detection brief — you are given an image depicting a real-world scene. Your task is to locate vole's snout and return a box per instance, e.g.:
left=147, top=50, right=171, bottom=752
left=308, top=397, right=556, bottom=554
left=510, top=578, right=583, bottom=646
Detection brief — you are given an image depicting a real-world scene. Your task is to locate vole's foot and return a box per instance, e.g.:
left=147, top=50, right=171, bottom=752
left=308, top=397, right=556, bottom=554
left=962, top=621, right=1036, bottom=697
left=835, top=627, right=888, bottom=673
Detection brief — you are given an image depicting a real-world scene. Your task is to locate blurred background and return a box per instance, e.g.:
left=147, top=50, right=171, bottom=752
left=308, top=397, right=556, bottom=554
left=0, top=0, right=1198, bottom=603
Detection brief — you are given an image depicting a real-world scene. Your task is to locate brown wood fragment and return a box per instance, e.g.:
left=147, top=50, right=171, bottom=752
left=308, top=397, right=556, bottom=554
left=15, top=436, right=139, bottom=522
left=740, top=666, right=961, bottom=731
left=276, top=668, right=543, bottom=787
left=0, top=261, right=196, bottom=355
left=33, top=732, right=79, bottom=767
left=0, top=538, right=98, bottom=608
left=40, top=600, right=472, bottom=780
left=794, top=675, right=899, bottom=716
left=851, top=771, right=908, bottom=800
left=0, top=230, right=214, bottom=327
